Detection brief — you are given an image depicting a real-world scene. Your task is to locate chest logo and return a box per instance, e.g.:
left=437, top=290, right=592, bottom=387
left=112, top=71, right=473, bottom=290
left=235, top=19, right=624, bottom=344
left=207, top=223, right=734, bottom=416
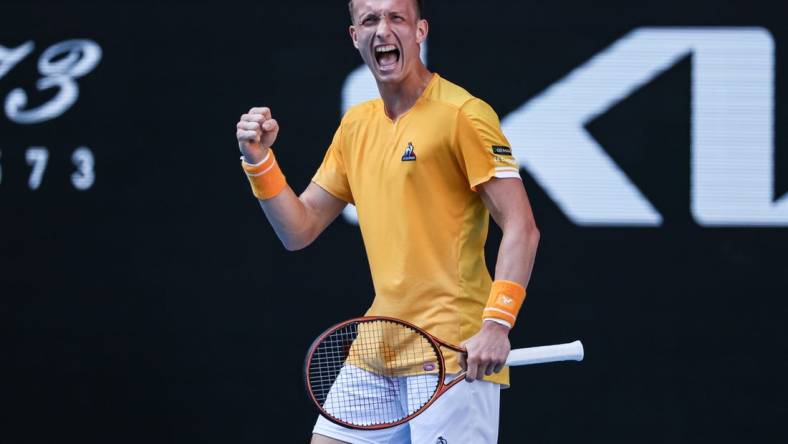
left=401, top=142, right=417, bottom=162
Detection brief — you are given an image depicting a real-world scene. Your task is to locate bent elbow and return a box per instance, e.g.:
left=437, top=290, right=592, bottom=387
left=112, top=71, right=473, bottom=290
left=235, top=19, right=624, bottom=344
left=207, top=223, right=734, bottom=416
left=531, top=225, right=541, bottom=244
left=281, top=235, right=315, bottom=252
left=282, top=241, right=303, bottom=252
left=282, top=239, right=305, bottom=252
left=525, top=223, right=541, bottom=251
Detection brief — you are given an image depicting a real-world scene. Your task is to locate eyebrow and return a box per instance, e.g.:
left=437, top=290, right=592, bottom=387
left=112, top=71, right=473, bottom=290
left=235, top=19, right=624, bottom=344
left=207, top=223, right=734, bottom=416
left=358, top=9, right=407, bottom=20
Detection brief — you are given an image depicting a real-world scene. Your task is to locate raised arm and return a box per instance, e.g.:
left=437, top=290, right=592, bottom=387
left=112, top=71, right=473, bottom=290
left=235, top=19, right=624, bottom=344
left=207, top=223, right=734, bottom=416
left=236, top=107, right=347, bottom=251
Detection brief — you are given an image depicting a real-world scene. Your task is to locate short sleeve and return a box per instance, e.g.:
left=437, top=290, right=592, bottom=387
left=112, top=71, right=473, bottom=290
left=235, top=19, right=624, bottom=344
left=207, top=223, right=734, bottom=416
left=454, top=98, right=521, bottom=191
left=312, top=125, right=354, bottom=204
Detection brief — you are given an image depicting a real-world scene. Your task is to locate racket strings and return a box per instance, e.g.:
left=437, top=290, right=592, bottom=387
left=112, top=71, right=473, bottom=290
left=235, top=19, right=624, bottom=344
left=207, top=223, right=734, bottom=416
left=307, top=320, right=441, bottom=427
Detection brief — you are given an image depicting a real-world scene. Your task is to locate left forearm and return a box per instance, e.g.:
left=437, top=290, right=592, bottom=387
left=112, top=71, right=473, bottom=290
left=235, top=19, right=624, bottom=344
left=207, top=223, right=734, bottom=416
left=493, top=222, right=540, bottom=288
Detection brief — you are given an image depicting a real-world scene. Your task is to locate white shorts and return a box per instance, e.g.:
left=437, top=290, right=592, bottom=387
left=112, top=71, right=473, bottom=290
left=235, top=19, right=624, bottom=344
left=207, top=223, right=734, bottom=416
left=313, top=366, right=501, bottom=444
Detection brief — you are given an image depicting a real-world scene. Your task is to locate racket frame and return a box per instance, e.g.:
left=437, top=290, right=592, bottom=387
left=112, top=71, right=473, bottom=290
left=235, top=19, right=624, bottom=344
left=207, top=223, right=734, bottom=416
left=304, top=316, right=463, bottom=430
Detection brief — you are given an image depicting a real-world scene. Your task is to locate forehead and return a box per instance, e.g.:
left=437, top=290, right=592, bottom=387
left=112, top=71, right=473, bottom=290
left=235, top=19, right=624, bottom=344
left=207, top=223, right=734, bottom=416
left=352, top=0, right=416, bottom=16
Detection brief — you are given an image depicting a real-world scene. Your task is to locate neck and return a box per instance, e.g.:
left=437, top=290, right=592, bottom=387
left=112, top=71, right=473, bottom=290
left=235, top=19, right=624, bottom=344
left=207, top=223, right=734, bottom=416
left=377, top=64, right=433, bottom=121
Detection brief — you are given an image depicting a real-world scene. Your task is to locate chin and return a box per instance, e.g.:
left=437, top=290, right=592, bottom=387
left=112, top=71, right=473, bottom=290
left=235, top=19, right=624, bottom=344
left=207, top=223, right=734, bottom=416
left=374, top=72, right=403, bottom=84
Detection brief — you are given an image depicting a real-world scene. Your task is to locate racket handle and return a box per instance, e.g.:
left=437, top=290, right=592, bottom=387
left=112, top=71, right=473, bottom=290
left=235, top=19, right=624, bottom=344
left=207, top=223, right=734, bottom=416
left=505, top=340, right=584, bottom=366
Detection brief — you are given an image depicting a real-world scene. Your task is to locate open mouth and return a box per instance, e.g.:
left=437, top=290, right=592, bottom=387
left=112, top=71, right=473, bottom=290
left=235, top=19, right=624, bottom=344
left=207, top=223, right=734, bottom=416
left=374, top=44, right=401, bottom=70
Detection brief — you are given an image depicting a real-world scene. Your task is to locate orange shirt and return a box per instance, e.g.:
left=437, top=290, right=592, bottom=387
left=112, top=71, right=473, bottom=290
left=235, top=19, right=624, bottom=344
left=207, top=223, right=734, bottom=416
left=313, top=74, right=520, bottom=385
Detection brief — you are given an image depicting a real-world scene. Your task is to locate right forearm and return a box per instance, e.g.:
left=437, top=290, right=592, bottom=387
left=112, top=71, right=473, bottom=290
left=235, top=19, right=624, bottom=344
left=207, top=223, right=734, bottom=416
left=258, top=186, right=317, bottom=251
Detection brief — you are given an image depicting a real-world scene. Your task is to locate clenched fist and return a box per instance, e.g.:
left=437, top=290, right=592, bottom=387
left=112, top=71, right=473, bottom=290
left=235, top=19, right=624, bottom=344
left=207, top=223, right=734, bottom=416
left=236, top=107, right=279, bottom=164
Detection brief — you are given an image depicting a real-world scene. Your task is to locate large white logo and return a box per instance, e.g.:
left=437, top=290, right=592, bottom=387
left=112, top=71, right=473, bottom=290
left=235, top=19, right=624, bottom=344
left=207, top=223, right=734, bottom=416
left=1, top=39, right=101, bottom=191
left=340, top=27, right=786, bottom=227
left=1, top=39, right=102, bottom=124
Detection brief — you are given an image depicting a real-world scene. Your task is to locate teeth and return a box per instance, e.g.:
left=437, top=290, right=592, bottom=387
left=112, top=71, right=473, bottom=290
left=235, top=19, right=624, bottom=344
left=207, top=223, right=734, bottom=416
left=375, top=45, right=397, bottom=53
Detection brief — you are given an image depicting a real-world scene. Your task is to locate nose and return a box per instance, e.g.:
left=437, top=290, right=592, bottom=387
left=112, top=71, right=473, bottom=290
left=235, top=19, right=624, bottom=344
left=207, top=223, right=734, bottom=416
left=375, top=17, right=392, bottom=40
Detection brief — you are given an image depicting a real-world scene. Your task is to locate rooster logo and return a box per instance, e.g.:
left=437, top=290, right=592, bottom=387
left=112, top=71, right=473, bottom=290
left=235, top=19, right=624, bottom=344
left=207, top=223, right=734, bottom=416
left=402, top=142, right=417, bottom=161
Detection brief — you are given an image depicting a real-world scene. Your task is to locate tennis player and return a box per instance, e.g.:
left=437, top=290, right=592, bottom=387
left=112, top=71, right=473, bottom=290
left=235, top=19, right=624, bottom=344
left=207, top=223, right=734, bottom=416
left=235, top=0, right=540, bottom=442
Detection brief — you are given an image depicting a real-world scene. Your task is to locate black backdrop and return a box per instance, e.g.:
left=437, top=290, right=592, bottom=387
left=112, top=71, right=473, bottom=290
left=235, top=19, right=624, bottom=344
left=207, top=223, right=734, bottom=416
left=2, top=1, right=787, bottom=443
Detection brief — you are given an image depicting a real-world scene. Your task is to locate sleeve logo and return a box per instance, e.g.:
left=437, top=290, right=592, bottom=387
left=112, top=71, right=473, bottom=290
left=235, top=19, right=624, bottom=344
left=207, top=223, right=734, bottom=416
left=492, top=146, right=512, bottom=156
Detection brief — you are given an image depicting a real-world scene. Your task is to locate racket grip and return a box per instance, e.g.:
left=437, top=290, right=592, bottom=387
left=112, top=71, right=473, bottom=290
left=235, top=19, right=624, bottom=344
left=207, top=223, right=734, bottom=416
left=505, top=340, right=584, bottom=366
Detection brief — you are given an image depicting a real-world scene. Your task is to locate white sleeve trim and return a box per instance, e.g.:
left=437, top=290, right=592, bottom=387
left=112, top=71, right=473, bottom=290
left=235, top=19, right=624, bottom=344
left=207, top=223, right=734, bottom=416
left=493, top=171, right=522, bottom=179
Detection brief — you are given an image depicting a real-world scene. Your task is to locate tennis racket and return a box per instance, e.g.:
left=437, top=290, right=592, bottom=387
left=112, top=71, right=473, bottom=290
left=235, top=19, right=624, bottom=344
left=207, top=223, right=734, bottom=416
left=304, top=316, right=583, bottom=430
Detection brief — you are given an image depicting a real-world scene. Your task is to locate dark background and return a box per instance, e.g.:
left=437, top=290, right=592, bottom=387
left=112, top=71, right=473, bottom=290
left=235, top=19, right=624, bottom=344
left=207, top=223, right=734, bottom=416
left=1, top=1, right=787, bottom=443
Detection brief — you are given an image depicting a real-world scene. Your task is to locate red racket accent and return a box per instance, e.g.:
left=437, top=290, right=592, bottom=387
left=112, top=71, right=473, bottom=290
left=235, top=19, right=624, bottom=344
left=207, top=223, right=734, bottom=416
left=304, top=316, right=466, bottom=430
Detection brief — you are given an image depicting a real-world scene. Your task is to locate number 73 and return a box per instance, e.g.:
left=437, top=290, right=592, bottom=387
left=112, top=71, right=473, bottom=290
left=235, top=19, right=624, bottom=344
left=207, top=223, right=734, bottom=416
left=0, top=147, right=95, bottom=190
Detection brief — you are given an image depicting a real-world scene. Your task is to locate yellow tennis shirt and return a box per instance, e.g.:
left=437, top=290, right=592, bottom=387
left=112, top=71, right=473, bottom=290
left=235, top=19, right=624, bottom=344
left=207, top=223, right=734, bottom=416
left=312, top=74, right=520, bottom=385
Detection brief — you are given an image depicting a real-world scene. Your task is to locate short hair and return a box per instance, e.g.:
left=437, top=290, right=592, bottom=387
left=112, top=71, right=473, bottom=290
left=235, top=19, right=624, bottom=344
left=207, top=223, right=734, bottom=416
left=348, top=0, right=424, bottom=23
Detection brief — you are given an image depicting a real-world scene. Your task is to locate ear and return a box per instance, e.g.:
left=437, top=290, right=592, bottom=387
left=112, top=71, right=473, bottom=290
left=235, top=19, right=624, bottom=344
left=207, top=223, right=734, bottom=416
left=416, top=19, right=429, bottom=44
left=349, top=25, right=360, bottom=49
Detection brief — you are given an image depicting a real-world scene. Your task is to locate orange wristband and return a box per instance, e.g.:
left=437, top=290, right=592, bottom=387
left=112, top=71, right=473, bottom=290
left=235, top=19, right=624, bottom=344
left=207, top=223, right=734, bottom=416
left=483, top=280, right=526, bottom=328
left=241, top=149, right=287, bottom=200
